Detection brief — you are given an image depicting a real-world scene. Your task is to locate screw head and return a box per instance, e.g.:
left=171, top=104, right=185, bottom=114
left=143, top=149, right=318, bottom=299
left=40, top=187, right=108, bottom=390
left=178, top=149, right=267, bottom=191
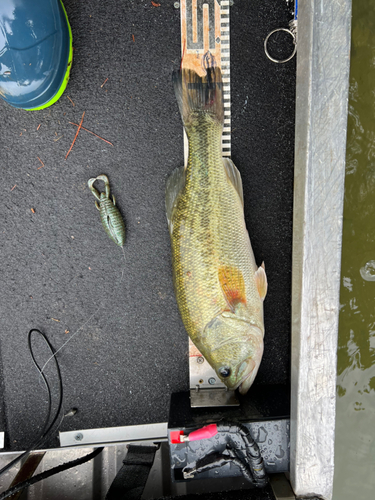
left=74, top=433, right=83, bottom=442
left=208, top=377, right=216, bottom=385
left=174, top=2, right=180, bottom=8
left=197, top=356, right=204, bottom=364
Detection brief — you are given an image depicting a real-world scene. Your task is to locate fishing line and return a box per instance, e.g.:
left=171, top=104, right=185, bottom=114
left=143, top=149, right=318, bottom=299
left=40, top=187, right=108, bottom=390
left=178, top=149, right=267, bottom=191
left=39, top=312, right=97, bottom=377
left=37, top=174, right=127, bottom=376
left=1, top=188, right=126, bottom=481
left=0, top=329, right=63, bottom=478
left=31, top=173, right=127, bottom=381
left=38, top=243, right=126, bottom=378
left=0, top=246, right=126, bottom=478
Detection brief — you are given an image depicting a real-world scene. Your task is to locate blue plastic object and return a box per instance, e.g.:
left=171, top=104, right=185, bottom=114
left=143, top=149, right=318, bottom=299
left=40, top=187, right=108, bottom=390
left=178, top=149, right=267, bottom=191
left=0, top=0, right=73, bottom=110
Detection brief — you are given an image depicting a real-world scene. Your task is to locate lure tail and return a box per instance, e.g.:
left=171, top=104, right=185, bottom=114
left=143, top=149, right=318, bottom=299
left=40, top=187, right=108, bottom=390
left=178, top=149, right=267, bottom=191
left=172, top=63, right=224, bottom=133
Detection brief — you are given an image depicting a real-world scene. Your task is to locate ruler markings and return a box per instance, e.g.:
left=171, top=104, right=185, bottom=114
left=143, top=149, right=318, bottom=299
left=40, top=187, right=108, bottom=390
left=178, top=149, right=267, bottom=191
left=181, top=1, right=231, bottom=160
left=221, top=0, right=231, bottom=157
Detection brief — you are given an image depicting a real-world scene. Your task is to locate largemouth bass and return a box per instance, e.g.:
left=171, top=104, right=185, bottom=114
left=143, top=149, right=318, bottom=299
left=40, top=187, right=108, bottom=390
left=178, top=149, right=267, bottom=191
left=166, top=66, right=267, bottom=394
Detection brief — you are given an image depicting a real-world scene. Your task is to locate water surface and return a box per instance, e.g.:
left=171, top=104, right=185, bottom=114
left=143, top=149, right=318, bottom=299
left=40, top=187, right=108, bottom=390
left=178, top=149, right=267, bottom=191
left=333, top=2, right=375, bottom=498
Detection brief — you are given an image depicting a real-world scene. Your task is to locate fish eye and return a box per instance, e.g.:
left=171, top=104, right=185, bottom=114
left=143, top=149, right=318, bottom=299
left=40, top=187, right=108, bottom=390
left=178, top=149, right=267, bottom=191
left=219, top=366, right=231, bottom=378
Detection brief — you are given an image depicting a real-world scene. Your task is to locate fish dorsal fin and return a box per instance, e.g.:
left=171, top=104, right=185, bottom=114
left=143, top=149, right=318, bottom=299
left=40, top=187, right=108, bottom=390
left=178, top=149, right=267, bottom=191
left=223, top=158, right=244, bottom=207
left=165, top=165, right=186, bottom=233
left=218, top=265, right=247, bottom=310
left=255, top=262, right=268, bottom=301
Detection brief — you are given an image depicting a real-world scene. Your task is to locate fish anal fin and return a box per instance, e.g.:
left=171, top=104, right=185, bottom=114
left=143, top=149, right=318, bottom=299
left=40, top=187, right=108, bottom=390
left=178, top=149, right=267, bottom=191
left=218, top=265, right=247, bottom=309
left=255, top=262, right=267, bottom=301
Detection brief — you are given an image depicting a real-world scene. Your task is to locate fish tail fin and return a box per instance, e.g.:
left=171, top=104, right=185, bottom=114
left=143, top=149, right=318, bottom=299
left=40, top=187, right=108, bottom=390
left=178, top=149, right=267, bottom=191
left=172, top=65, right=224, bottom=132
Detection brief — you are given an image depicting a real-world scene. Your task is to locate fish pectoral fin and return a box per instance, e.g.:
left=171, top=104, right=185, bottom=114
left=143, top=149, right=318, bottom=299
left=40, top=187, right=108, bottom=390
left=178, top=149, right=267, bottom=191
left=255, top=262, right=267, bottom=301
left=165, top=165, right=186, bottom=233
left=223, top=158, right=244, bottom=207
left=218, top=265, right=247, bottom=309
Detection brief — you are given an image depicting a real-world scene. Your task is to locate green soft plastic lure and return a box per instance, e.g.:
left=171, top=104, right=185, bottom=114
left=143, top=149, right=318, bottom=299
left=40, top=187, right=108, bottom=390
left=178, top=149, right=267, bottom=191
left=88, top=174, right=126, bottom=247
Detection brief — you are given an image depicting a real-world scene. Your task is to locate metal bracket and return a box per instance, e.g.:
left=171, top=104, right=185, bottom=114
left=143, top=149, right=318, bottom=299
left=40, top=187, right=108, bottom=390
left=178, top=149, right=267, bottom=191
left=190, top=387, right=239, bottom=408
left=188, top=339, right=239, bottom=407
left=59, top=422, right=168, bottom=448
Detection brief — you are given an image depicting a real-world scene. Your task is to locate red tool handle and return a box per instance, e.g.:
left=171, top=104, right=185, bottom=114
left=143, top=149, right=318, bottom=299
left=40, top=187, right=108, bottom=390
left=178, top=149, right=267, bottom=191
left=188, top=424, right=218, bottom=441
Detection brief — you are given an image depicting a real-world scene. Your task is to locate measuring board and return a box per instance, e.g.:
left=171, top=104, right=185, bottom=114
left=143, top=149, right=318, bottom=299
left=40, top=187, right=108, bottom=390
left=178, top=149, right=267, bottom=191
left=180, top=0, right=231, bottom=163
left=179, top=1, right=237, bottom=406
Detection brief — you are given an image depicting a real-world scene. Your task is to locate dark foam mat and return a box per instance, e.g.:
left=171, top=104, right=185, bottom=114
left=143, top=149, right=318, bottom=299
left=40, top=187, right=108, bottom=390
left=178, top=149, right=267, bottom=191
left=0, top=0, right=295, bottom=451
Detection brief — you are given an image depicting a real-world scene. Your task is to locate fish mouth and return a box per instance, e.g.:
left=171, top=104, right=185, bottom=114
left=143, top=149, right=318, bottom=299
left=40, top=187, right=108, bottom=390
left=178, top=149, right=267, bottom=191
left=236, top=359, right=258, bottom=395
left=238, top=371, right=254, bottom=395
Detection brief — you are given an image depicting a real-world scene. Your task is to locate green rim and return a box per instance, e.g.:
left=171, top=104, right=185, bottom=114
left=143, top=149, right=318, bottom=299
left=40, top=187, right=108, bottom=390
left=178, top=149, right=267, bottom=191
left=27, top=1, right=73, bottom=111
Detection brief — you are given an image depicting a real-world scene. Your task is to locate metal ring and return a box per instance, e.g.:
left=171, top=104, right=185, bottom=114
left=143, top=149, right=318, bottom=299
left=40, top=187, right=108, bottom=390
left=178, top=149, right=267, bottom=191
left=264, top=28, right=297, bottom=64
